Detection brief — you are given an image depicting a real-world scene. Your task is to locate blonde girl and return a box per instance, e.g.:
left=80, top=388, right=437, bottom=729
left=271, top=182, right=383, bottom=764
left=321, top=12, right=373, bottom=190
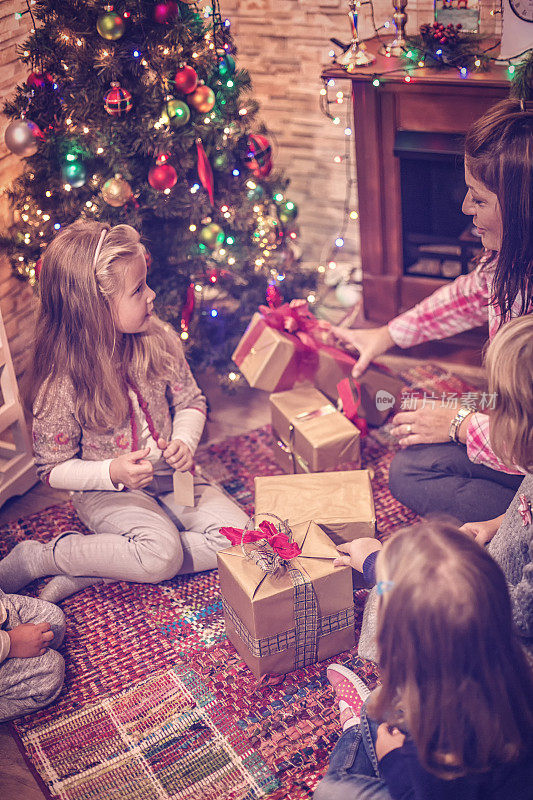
left=0, top=221, right=247, bottom=602
left=314, top=520, right=533, bottom=800
left=460, top=314, right=533, bottom=647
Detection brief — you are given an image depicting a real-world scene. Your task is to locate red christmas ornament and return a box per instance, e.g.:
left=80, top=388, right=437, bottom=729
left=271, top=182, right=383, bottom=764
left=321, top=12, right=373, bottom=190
left=244, top=134, right=272, bottom=171
left=104, top=82, right=133, bottom=116
left=196, top=138, right=214, bottom=205
left=253, top=159, right=272, bottom=179
left=148, top=154, right=178, bottom=191
left=174, top=64, right=198, bottom=94
left=180, top=281, right=195, bottom=334
left=27, top=72, right=54, bottom=89
left=153, top=1, right=180, bottom=23
left=35, top=258, right=42, bottom=279
left=266, top=281, right=283, bottom=308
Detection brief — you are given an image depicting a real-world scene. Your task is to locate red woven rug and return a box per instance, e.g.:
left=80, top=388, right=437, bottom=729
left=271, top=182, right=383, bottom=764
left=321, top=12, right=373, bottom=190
left=1, top=364, right=475, bottom=800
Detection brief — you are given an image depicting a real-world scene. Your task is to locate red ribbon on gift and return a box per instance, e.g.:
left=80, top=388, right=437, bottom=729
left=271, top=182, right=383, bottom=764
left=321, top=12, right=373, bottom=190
left=233, top=300, right=355, bottom=392
left=220, top=519, right=302, bottom=560
left=337, top=376, right=369, bottom=437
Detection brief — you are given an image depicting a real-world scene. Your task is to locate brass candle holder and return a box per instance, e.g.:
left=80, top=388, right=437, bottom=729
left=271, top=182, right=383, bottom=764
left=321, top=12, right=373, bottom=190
left=380, top=0, right=408, bottom=57
left=336, top=0, right=376, bottom=70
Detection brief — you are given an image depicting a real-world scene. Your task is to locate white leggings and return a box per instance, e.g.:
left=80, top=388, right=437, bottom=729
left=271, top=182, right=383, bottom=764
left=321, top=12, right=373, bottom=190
left=53, top=476, right=248, bottom=583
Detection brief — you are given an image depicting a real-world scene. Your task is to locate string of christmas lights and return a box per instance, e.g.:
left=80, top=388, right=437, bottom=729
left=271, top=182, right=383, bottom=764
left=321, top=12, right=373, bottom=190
left=316, top=0, right=530, bottom=306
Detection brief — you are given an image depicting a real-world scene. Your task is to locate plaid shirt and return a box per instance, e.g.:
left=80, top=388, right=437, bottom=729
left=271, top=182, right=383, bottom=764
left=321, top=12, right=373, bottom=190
left=388, top=253, right=524, bottom=475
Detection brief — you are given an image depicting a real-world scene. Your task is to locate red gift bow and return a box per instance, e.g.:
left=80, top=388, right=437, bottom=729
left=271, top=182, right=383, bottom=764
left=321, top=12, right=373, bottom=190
left=257, top=299, right=334, bottom=351
left=220, top=520, right=302, bottom=560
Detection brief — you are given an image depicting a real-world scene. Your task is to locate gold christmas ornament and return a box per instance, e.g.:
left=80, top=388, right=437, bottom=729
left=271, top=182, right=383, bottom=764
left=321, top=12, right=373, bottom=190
left=188, top=84, right=216, bottom=113
left=101, top=174, right=133, bottom=206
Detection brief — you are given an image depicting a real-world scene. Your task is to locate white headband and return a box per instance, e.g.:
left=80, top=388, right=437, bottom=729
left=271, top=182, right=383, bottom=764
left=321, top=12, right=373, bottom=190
left=93, top=228, right=108, bottom=268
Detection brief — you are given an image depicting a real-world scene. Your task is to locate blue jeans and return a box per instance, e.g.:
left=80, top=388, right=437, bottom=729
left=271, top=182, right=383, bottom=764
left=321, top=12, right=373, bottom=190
left=313, top=704, right=392, bottom=800
left=389, top=443, right=523, bottom=524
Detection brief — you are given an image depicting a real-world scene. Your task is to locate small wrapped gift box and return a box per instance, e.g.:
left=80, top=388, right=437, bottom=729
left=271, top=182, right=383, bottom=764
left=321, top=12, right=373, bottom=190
left=217, top=518, right=355, bottom=678
left=255, top=470, right=375, bottom=546
left=270, top=385, right=360, bottom=473
left=232, top=301, right=353, bottom=394
left=232, top=302, right=403, bottom=425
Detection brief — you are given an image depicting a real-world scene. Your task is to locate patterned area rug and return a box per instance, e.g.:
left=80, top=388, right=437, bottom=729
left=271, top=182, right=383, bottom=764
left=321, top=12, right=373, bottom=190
left=1, top=364, right=476, bottom=800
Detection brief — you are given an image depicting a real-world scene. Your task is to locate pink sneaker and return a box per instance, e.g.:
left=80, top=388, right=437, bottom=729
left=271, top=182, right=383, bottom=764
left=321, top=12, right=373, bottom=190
left=327, top=663, right=371, bottom=729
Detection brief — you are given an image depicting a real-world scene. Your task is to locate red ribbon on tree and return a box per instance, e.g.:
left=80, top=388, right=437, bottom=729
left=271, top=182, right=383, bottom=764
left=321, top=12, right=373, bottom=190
left=196, top=138, right=214, bottom=205
left=181, top=281, right=195, bottom=335
left=266, top=281, right=283, bottom=309
left=220, top=519, right=302, bottom=560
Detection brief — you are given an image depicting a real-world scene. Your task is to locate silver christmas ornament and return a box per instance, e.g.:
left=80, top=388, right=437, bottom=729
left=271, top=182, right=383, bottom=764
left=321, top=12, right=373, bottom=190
left=4, top=118, right=42, bottom=156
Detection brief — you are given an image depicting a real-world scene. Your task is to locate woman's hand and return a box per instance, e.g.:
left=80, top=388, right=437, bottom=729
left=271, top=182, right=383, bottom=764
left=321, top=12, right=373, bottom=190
left=390, top=404, right=460, bottom=447
left=460, top=514, right=505, bottom=546
left=8, top=623, right=54, bottom=658
left=158, top=438, right=193, bottom=472
left=375, top=723, right=406, bottom=761
left=110, top=448, right=153, bottom=489
left=330, top=325, right=395, bottom=379
left=333, top=538, right=383, bottom=573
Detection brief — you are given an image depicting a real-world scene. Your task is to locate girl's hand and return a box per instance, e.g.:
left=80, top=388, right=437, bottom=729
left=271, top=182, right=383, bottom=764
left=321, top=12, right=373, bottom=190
left=8, top=623, right=54, bottom=658
left=333, top=538, right=383, bottom=573
left=460, top=514, right=505, bottom=546
left=110, top=448, right=153, bottom=489
left=375, top=723, right=406, bottom=761
left=390, top=404, right=459, bottom=447
left=330, top=325, right=395, bottom=379
left=157, top=438, right=193, bottom=472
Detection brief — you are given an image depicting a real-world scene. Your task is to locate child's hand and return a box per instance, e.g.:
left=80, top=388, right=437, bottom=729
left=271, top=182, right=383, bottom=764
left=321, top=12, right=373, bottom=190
left=8, top=623, right=54, bottom=658
left=110, top=448, right=153, bottom=490
left=460, top=514, right=505, bottom=546
left=375, top=723, right=405, bottom=760
left=157, top=438, right=193, bottom=472
left=333, top=538, right=383, bottom=573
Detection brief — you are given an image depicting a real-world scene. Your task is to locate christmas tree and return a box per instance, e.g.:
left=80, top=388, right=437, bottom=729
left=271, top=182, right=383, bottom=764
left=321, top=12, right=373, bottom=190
left=2, top=0, right=315, bottom=380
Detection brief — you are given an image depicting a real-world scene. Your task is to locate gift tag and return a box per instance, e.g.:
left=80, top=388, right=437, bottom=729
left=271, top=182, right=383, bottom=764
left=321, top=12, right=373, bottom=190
left=173, top=470, right=195, bottom=507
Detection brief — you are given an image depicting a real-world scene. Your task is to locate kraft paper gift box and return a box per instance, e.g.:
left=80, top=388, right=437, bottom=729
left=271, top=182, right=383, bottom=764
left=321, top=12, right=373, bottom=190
left=232, top=302, right=357, bottom=395
left=217, top=520, right=355, bottom=678
left=270, top=385, right=361, bottom=473
left=254, top=470, right=376, bottom=546
left=316, top=361, right=405, bottom=427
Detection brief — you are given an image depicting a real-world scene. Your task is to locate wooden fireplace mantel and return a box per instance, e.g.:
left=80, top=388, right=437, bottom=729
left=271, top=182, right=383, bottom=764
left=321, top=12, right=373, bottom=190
left=321, top=38, right=510, bottom=337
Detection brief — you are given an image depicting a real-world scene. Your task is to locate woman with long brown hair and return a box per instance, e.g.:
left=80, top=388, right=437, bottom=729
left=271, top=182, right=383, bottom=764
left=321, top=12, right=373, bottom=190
left=334, top=98, right=533, bottom=523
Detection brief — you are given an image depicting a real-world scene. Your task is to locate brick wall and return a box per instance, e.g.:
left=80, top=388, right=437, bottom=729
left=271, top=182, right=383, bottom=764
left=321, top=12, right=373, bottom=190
left=0, top=0, right=35, bottom=378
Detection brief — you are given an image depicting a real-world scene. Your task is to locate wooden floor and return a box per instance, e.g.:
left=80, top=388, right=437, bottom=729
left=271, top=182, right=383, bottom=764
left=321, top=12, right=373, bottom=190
left=0, top=343, right=486, bottom=798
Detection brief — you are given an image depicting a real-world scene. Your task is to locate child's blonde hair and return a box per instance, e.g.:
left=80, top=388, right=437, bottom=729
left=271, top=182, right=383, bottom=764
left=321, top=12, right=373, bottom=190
left=485, top=315, right=533, bottom=472
left=25, top=220, right=179, bottom=431
left=368, top=519, right=533, bottom=779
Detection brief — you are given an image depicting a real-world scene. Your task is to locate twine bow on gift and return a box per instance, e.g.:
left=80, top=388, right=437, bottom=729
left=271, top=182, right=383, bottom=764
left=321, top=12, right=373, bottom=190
left=220, top=519, right=302, bottom=562
left=220, top=514, right=320, bottom=674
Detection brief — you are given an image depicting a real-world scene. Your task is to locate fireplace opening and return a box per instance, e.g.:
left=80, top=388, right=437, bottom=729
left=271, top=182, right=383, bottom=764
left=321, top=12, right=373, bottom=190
left=394, top=131, right=483, bottom=280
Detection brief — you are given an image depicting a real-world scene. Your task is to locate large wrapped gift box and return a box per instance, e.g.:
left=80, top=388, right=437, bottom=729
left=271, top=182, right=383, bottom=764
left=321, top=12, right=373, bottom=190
left=255, top=470, right=375, bottom=546
left=232, top=303, right=404, bottom=425
left=217, top=520, right=355, bottom=678
left=270, top=385, right=360, bottom=473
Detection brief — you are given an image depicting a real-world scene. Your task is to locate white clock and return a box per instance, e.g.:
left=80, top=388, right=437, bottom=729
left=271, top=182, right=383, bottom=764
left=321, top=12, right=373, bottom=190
left=509, top=0, right=533, bottom=22
left=501, top=0, right=533, bottom=58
